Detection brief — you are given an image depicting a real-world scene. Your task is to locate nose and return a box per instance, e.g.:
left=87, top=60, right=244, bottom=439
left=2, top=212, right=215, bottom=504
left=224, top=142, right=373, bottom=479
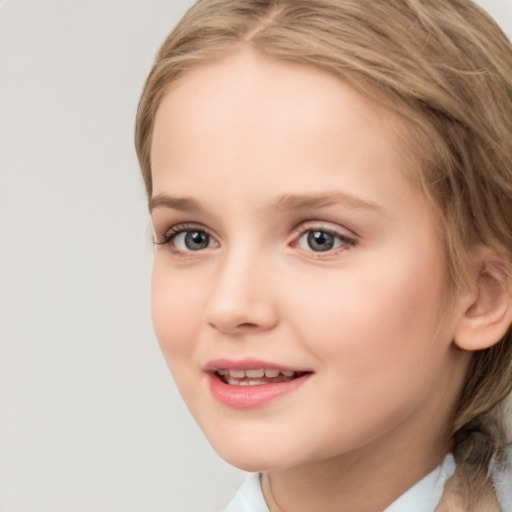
left=204, top=250, right=279, bottom=335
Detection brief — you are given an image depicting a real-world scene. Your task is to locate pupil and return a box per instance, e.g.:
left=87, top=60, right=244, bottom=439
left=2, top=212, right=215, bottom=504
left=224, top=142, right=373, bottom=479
left=308, top=231, right=334, bottom=252
left=185, top=231, right=209, bottom=250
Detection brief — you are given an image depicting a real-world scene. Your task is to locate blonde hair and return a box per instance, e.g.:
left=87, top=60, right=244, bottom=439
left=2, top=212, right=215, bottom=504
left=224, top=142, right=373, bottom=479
left=136, top=0, right=512, bottom=506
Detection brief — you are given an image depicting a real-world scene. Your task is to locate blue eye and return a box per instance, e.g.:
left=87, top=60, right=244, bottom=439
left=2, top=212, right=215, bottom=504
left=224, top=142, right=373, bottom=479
left=298, top=229, right=352, bottom=252
left=155, top=224, right=218, bottom=252
left=173, top=230, right=213, bottom=251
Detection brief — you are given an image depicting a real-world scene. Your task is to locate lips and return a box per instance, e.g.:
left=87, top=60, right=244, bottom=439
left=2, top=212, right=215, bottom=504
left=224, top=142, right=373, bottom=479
left=205, top=359, right=312, bottom=408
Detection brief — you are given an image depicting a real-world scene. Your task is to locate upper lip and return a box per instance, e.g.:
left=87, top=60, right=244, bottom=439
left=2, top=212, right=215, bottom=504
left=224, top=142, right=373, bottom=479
left=204, top=358, right=310, bottom=373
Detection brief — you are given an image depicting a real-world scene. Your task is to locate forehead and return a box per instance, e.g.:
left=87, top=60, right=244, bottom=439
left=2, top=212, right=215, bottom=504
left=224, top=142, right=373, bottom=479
left=150, top=48, right=418, bottom=208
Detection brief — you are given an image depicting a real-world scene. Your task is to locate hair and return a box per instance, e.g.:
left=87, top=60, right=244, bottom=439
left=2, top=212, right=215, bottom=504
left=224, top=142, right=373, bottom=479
left=135, top=0, right=512, bottom=507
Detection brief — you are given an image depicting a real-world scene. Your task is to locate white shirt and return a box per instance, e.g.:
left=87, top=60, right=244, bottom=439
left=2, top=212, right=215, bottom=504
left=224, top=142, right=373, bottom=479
left=224, top=443, right=512, bottom=512
left=224, top=451, right=512, bottom=512
left=224, top=454, right=456, bottom=512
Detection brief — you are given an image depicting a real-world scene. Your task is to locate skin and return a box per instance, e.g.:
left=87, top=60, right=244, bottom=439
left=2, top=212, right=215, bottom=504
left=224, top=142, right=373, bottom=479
left=149, top=49, right=473, bottom=511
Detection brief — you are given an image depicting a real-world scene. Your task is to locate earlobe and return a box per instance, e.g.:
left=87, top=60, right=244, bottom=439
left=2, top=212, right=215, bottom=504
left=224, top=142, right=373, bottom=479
left=454, top=249, right=512, bottom=352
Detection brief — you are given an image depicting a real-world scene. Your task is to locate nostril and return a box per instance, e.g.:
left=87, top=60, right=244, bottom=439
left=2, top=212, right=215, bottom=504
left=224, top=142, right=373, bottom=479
left=205, top=297, right=278, bottom=333
left=207, top=320, right=260, bottom=332
left=237, top=322, right=259, bottom=329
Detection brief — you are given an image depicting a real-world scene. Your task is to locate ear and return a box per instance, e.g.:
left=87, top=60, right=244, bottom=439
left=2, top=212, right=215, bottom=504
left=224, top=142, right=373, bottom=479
left=454, top=247, right=512, bottom=351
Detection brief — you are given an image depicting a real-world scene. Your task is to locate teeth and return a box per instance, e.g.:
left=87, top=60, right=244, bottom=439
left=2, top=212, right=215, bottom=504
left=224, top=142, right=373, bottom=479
left=217, top=368, right=300, bottom=380
left=227, top=378, right=268, bottom=386
left=245, top=369, right=265, bottom=378
left=228, top=369, right=245, bottom=378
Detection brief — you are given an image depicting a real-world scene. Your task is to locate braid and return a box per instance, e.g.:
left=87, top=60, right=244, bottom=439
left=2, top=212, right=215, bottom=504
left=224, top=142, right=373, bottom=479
left=436, top=409, right=509, bottom=511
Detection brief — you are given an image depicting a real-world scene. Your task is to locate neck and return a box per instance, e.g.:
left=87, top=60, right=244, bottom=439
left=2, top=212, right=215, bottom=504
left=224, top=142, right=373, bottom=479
left=262, top=419, right=453, bottom=512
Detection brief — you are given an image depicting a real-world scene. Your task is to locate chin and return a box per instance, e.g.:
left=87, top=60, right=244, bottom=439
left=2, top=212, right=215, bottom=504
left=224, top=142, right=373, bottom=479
left=207, top=433, right=313, bottom=473
left=218, top=449, right=293, bottom=473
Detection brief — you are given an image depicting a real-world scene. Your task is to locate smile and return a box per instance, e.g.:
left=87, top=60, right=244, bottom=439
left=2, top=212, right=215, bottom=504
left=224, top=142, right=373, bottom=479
left=216, top=368, right=307, bottom=386
left=206, top=362, right=312, bottom=409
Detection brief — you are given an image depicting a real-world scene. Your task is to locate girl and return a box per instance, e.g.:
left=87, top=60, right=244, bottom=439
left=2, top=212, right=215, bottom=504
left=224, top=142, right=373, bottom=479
left=135, top=1, right=512, bottom=510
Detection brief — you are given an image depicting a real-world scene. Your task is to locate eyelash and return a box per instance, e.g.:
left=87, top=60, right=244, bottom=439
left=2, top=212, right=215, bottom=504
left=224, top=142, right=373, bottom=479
left=154, top=222, right=358, bottom=255
left=154, top=223, right=211, bottom=252
left=292, top=224, right=358, bottom=254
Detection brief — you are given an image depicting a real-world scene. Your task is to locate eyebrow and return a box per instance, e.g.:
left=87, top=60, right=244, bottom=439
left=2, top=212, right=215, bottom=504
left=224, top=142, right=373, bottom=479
left=148, top=194, right=201, bottom=213
left=149, top=191, right=383, bottom=214
left=272, top=192, right=383, bottom=213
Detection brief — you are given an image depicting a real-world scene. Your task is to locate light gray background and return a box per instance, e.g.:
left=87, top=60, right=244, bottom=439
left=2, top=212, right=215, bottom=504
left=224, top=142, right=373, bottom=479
left=0, top=1, right=511, bottom=511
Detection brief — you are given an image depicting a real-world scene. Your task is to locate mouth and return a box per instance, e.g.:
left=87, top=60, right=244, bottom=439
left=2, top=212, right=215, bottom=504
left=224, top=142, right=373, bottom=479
left=205, top=361, right=312, bottom=408
left=214, top=368, right=309, bottom=386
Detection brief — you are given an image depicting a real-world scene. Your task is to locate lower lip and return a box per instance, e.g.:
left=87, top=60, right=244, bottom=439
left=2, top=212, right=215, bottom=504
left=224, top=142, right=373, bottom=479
left=208, top=373, right=310, bottom=409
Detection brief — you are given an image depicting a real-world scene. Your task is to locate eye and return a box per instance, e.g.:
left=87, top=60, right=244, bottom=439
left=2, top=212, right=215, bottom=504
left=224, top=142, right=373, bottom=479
left=155, top=224, right=218, bottom=253
left=174, top=230, right=213, bottom=251
left=297, top=229, right=355, bottom=252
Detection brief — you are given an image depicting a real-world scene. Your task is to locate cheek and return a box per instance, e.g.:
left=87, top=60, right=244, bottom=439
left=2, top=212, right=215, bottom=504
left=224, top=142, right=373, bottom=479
left=279, top=256, right=452, bottom=446
left=287, top=249, right=449, bottom=380
left=150, top=260, right=203, bottom=365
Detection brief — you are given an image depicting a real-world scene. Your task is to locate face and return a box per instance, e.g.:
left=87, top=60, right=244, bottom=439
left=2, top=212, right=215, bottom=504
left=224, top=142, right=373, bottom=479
left=149, top=50, right=468, bottom=473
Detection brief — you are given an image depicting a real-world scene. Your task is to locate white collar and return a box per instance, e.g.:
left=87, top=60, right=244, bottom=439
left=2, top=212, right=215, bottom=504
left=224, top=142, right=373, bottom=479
left=223, top=454, right=456, bottom=512
left=224, top=472, right=269, bottom=512
left=384, top=454, right=455, bottom=512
